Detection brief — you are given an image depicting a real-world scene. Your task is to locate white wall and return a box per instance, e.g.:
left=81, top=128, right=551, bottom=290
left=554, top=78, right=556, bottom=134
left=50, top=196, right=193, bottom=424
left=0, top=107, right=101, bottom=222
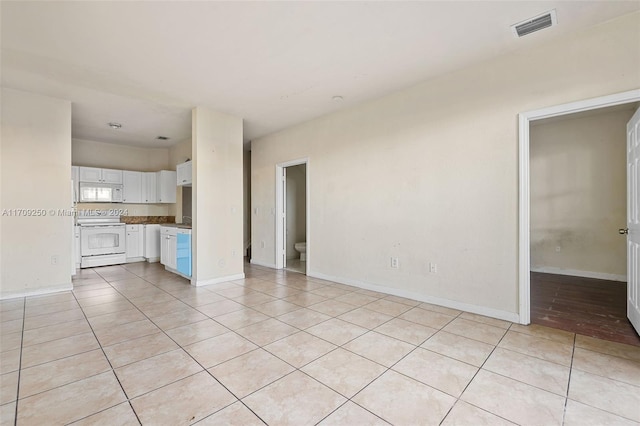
left=1, top=88, right=72, bottom=298
left=251, top=12, right=640, bottom=320
left=530, top=108, right=632, bottom=280
left=73, top=138, right=169, bottom=171
left=192, top=107, right=244, bottom=285
left=244, top=150, right=251, bottom=252
left=168, top=138, right=192, bottom=220
left=286, top=164, right=306, bottom=259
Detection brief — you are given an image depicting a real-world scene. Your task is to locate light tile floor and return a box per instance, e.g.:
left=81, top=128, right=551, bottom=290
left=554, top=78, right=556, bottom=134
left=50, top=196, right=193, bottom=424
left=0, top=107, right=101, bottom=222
left=285, top=259, right=305, bottom=275
left=1, top=262, right=639, bottom=425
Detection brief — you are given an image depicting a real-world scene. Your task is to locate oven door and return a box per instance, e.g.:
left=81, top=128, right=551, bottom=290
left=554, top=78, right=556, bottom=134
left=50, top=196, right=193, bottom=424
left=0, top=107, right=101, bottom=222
left=80, top=225, right=126, bottom=256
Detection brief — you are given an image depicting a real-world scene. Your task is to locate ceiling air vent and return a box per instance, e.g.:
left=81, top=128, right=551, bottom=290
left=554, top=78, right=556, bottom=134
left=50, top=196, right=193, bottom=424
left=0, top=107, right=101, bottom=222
left=511, top=10, right=557, bottom=37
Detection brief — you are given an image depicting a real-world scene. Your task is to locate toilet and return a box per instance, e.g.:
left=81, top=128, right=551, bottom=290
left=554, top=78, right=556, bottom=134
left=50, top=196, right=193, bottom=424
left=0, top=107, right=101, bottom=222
left=294, top=242, right=306, bottom=261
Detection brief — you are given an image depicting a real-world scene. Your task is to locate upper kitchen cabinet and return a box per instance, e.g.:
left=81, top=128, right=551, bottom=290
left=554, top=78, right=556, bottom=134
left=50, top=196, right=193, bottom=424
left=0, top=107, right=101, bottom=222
left=157, top=170, right=177, bottom=203
left=102, top=168, right=124, bottom=184
left=78, top=166, right=101, bottom=182
left=177, top=161, right=192, bottom=186
left=123, top=171, right=143, bottom=203
left=79, top=166, right=123, bottom=184
left=142, top=172, right=157, bottom=203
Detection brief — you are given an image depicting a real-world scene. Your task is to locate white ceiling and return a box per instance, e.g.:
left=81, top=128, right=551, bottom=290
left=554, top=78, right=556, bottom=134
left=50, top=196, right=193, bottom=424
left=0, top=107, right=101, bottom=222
left=2, top=1, right=639, bottom=149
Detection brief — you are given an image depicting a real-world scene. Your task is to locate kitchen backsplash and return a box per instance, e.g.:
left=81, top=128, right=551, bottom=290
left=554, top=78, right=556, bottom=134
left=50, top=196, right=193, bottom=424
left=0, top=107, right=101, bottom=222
left=120, top=216, right=176, bottom=224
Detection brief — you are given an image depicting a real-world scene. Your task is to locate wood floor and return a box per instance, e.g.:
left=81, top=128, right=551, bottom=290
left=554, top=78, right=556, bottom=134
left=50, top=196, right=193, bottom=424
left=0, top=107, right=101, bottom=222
left=531, top=272, right=640, bottom=347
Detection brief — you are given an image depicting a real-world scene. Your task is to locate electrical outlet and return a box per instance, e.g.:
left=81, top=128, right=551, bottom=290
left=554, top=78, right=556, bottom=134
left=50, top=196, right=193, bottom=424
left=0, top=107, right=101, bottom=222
left=261, top=241, right=265, bottom=249
left=429, top=262, right=437, bottom=273
left=51, top=255, right=58, bottom=265
left=391, top=257, right=399, bottom=269
left=232, top=250, right=237, bottom=257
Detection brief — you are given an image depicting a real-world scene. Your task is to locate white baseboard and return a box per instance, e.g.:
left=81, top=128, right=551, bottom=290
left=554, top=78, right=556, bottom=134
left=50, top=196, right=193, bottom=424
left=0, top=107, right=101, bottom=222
left=194, top=273, right=246, bottom=287
left=531, top=266, right=627, bottom=282
left=308, top=271, right=519, bottom=323
left=0, top=283, right=73, bottom=300
left=250, top=259, right=276, bottom=269
left=145, top=257, right=160, bottom=263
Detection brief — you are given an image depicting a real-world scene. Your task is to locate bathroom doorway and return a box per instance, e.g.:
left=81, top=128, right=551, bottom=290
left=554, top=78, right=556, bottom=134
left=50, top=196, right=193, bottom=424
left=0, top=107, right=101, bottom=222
left=275, top=158, right=309, bottom=274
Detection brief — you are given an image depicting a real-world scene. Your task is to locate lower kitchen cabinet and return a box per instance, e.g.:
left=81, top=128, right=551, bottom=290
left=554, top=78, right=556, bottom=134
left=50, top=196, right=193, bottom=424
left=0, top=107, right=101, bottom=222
left=160, top=226, right=177, bottom=270
left=144, top=224, right=161, bottom=262
left=74, top=225, right=81, bottom=269
left=126, top=224, right=144, bottom=261
left=160, top=225, right=191, bottom=278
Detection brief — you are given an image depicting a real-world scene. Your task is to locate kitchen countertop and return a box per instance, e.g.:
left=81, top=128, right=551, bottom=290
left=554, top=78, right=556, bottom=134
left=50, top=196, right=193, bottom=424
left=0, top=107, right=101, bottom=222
left=120, top=216, right=176, bottom=225
left=161, top=223, right=192, bottom=229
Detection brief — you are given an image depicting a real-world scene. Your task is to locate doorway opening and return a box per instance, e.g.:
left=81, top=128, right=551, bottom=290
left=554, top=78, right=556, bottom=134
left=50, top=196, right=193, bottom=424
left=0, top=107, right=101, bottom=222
left=529, top=105, right=638, bottom=345
left=518, top=89, right=640, bottom=345
left=275, top=159, right=309, bottom=274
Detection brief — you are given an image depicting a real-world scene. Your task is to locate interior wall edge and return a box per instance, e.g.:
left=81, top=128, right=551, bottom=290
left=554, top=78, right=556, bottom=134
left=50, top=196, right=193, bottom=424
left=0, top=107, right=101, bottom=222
left=0, top=283, right=73, bottom=300
left=530, top=266, right=627, bottom=283
left=249, top=259, right=277, bottom=269
left=309, top=271, right=520, bottom=323
left=192, top=273, right=246, bottom=287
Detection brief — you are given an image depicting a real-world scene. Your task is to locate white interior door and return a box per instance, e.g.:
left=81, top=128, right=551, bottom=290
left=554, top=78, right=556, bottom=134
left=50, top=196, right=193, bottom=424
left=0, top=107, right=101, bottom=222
left=627, top=107, right=640, bottom=334
left=282, top=167, right=287, bottom=268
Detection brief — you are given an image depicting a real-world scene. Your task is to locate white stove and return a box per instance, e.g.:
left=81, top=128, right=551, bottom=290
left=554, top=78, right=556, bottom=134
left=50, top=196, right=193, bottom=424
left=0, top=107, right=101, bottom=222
left=77, top=215, right=126, bottom=268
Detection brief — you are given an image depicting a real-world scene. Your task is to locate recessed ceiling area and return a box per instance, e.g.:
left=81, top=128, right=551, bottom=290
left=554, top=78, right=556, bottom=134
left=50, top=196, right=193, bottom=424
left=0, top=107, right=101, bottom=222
left=2, top=1, right=638, bottom=148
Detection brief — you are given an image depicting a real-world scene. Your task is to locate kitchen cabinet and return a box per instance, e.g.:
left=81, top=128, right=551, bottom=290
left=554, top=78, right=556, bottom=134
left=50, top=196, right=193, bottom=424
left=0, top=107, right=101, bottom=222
left=157, top=170, right=177, bottom=203
left=160, top=226, right=191, bottom=277
left=144, top=224, right=161, bottom=262
left=71, top=166, right=79, bottom=203
left=79, top=166, right=101, bottom=183
left=177, top=161, right=192, bottom=186
left=143, top=172, right=157, bottom=203
left=123, top=171, right=143, bottom=203
left=79, top=167, right=123, bottom=184
left=160, top=226, right=177, bottom=270
left=74, top=225, right=81, bottom=269
left=74, top=166, right=176, bottom=204
left=126, top=224, right=144, bottom=261
left=102, top=168, right=124, bottom=184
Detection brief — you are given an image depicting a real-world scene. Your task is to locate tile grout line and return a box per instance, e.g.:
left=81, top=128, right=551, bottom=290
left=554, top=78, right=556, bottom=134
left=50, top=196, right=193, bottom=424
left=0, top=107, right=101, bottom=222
left=89, top=266, right=236, bottom=422
left=102, top=265, right=271, bottom=424
left=434, top=322, right=514, bottom=425
left=68, top=281, right=144, bottom=426
left=234, top=268, right=502, bottom=423
left=11, top=297, right=26, bottom=426
left=310, top=307, right=465, bottom=424
left=560, top=332, right=578, bottom=426
left=22, top=263, right=636, bottom=424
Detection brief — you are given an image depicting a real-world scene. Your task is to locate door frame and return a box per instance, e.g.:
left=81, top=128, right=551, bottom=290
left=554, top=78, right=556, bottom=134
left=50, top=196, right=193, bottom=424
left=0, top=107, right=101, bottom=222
left=518, top=89, right=640, bottom=325
left=275, top=158, right=310, bottom=271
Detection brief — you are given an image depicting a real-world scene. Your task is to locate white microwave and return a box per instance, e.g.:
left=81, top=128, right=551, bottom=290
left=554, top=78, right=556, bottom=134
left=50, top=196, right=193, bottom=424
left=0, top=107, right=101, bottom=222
left=79, top=182, right=123, bottom=203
